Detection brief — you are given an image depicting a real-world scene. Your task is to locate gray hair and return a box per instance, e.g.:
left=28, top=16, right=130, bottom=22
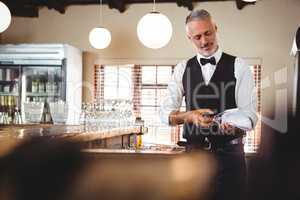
left=185, top=9, right=212, bottom=24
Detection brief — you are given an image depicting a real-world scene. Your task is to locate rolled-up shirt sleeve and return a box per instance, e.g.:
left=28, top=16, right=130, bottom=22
left=234, top=58, right=258, bottom=129
left=159, top=61, right=186, bottom=125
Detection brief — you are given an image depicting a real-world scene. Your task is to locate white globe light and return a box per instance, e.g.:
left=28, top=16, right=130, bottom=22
left=0, top=1, right=11, bottom=33
left=137, top=12, right=173, bottom=49
left=89, top=27, right=111, bottom=49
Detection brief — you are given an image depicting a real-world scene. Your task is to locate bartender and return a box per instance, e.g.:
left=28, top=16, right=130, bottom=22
left=160, top=9, right=257, bottom=200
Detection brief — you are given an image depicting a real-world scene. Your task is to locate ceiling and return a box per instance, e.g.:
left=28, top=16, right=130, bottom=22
left=2, top=0, right=256, bottom=18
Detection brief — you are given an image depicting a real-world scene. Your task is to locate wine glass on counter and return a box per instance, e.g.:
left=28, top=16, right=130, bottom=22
left=79, top=99, right=135, bottom=133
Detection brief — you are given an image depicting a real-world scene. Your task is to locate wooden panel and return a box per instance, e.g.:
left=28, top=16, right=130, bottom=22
left=1, top=0, right=256, bottom=17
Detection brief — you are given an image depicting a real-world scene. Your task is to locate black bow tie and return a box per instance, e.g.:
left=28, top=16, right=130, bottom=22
left=200, top=57, right=216, bottom=65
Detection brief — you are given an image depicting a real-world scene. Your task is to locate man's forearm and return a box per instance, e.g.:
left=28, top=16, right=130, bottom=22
left=169, top=111, right=190, bottom=125
left=169, top=109, right=215, bottom=127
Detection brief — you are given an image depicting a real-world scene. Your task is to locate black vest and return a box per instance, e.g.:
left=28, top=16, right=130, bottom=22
left=182, top=53, right=239, bottom=144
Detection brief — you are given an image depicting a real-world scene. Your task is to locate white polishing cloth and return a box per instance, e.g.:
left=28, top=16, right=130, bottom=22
left=221, top=109, right=252, bottom=131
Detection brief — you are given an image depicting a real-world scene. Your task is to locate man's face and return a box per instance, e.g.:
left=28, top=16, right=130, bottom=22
left=186, top=19, right=218, bottom=57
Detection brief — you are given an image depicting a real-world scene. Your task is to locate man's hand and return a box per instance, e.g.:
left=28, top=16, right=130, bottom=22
left=185, top=109, right=215, bottom=127
left=220, top=123, right=235, bottom=135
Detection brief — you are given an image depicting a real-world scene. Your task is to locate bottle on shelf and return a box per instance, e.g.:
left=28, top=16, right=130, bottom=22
left=13, top=106, right=22, bottom=124
left=3, top=84, right=10, bottom=93
left=53, top=71, right=61, bottom=95
left=38, top=71, right=47, bottom=93
left=31, top=71, right=39, bottom=93
left=0, top=96, right=4, bottom=124
left=6, top=69, right=11, bottom=81
left=12, top=82, right=19, bottom=93
left=46, top=81, right=52, bottom=94
left=7, top=96, right=12, bottom=123
left=3, top=96, right=8, bottom=123
left=134, top=117, right=145, bottom=149
left=38, top=81, right=45, bottom=93
left=11, top=68, right=19, bottom=81
left=0, top=68, right=4, bottom=81
left=2, top=95, right=16, bottom=124
left=53, top=81, right=59, bottom=95
left=0, top=96, right=4, bottom=107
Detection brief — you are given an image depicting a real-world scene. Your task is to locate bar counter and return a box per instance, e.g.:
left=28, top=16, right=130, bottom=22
left=0, top=124, right=186, bottom=159
left=0, top=124, right=141, bottom=138
left=0, top=124, right=144, bottom=149
left=0, top=125, right=201, bottom=200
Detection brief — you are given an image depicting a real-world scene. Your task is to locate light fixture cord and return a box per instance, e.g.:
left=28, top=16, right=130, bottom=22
left=152, top=0, right=156, bottom=12
left=100, top=0, right=103, bottom=25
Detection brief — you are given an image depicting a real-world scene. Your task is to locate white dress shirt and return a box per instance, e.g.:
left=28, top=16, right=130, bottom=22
left=159, top=48, right=258, bottom=129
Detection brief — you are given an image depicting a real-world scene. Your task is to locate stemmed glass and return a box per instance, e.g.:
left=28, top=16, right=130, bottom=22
left=80, top=99, right=135, bottom=133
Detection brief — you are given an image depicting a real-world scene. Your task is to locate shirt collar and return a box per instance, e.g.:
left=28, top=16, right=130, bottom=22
left=196, top=47, right=222, bottom=66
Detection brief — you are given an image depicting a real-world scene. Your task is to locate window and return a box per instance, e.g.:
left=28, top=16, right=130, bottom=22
left=94, top=65, right=132, bottom=102
left=139, top=65, right=175, bottom=144
left=95, top=64, right=177, bottom=145
left=94, top=64, right=262, bottom=152
left=244, top=65, right=261, bottom=153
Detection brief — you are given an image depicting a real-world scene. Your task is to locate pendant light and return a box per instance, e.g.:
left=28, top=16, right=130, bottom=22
left=0, top=1, right=11, bottom=33
left=89, top=0, right=111, bottom=49
left=137, top=0, right=173, bottom=49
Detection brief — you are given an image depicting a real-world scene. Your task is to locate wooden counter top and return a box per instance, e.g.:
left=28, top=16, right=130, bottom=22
left=0, top=125, right=184, bottom=158
left=82, top=147, right=185, bottom=155
left=0, top=124, right=145, bottom=156
left=0, top=124, right=141, bottom=142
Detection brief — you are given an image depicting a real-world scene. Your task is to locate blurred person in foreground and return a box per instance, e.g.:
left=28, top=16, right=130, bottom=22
left=0, top=137, right=216, bottom=200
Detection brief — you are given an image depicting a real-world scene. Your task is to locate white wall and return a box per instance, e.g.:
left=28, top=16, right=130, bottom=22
left=1, top=0, right=300, bottom=121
